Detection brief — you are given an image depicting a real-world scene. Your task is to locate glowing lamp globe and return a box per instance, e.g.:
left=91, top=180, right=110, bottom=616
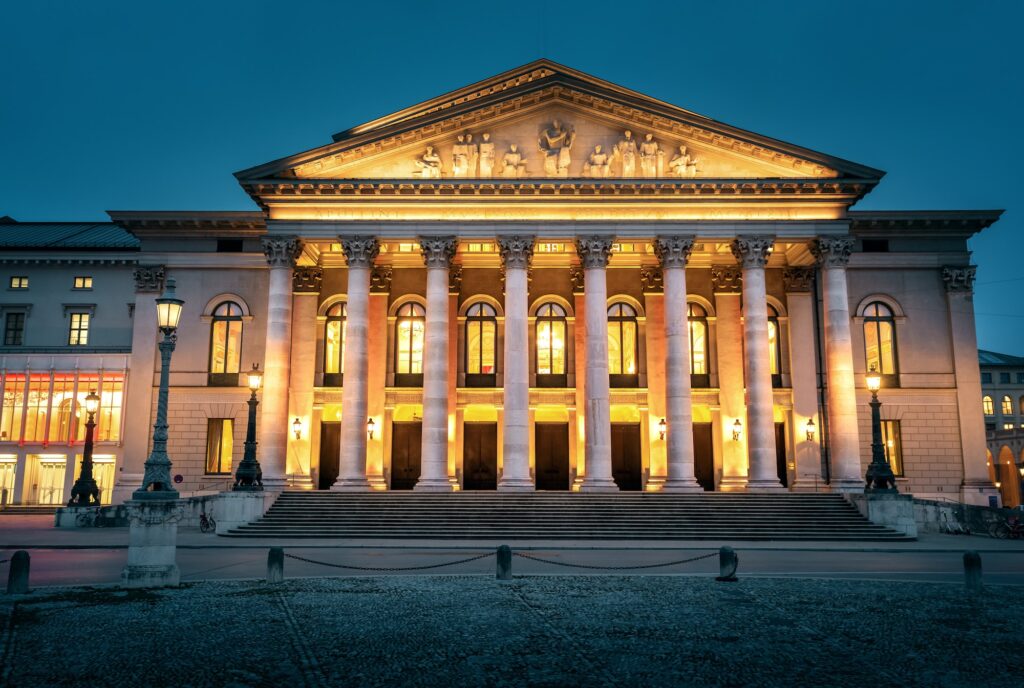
left=84, top=390, right=100, bottom=416
left=155, top=278, right=185, bottom=332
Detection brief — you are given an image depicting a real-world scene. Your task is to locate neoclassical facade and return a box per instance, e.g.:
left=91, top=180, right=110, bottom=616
left=0, top=61, right=1004, bottom=507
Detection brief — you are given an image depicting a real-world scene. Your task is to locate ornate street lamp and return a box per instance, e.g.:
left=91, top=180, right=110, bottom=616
left=864, top=365, right=897, bottom=492
left=68, top=390, right=101, bottom=506
left=233, top=363, right=264, bottom=491
left=367, top=417, right=376, bottom=440
left=805, top=418, right=816, bottom=443
left=658, top=418, right=667, bottom=441
left=134, top=278, right=184, bottom=500
left=732, top=418, right=743, bottom=442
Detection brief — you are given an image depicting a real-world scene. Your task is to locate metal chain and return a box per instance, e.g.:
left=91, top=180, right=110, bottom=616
left=283, top=552, right=493, bottom=572
left=512, top=551, right=718, bottom=571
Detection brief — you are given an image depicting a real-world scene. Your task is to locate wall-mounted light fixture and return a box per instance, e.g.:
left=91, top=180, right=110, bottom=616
left=367, top=417, right=376, bottom=440
left=732, top=418, right=743, bottom=442
left=658, top=418, right=667, bottom=441
left=805, top=418, right=816, bottom=443
left=292, top=417, right=302, bottom=440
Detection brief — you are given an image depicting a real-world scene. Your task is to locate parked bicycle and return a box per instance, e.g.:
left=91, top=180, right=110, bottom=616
left=989, top=515, right=1024, bottom=539
left=75, top=507, right=106, bottom=528
left=199, top=510, right=216, bottom=534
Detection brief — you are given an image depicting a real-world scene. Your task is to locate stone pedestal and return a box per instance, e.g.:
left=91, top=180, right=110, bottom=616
left=846, top=492, right=918, bottom=538
left=214, top=491, right=276, bottom=534
left=121, top=499, right=184, bottom=588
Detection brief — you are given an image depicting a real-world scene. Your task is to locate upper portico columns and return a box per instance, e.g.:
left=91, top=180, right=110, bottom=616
left=654, top=236, right=702, bottom=492
left=575, top=235, right=619, bottom=492
left=260, top=236, right=303, bottom=488
left=811, top=237, right=862, bottom=493
left=332, top=237, right=379, bottom=491
left=731, top=236, right=784, bottom=491
left=415, top=236, right=458, bottom=492
left=497, top=235, right=535, bottom=491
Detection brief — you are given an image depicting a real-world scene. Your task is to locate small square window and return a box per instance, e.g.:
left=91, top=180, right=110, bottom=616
left=999, top=372, right=1011, bottom=384
left=981, top=372, right=992, bottom=384
left=73, top=276, right=93, bottom=289
left=1017, top=372, right=1024, bottom=384
left=68, top=312, right=90, bottom=346
left=1003, top=423, right=1015, bottom=431
left=9, top=276, right=28, bottom=289
left=3, top=313, right=24, bottom=346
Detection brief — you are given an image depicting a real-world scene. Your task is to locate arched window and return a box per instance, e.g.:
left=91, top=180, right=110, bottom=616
left=536, top=302, right=567, bottom=387
left=863, top=302, right=898, bottom=386
left=323, top=302, right=346, bottom=386
left=983, top=396, right=994, bottom=416
left=465, top=302, right=497, bottom=386
left=1019, top=395, right=1024, bottom=416
left=1001, top=395, right=1014, bottom=416
left=209, top=301, right=243, bottom=385
left=394, top=302, right=425, bottom=386
left=688, top=303, right=709, bottom=388
left=768, top=304, right=782, bottom=387
left=607, top=302, right=639, bottom=387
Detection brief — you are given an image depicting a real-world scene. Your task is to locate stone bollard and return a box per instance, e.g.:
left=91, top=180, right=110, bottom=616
left=963, top=551, right=982, bottom=592
left=6, top=550, right=29, bottom=594
left=267, top=547, right=284, bottom=584
left=496, top=545, right=512, bottom=581
left=715, top=546, right=738, bottom=582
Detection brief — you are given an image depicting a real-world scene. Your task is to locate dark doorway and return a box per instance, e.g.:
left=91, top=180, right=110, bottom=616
left=611, top=423, right=642, bottom=491
left=775, top=422, right=788, bottom=487
left=535, top=422, right=570, bottom=490
left=693, top=422, right=714, bottom=491
left=318, top=422, right=341, bottom=490
left=391, top=421, right=422, bottom=490
left=463, top=422, right=498, bottom=490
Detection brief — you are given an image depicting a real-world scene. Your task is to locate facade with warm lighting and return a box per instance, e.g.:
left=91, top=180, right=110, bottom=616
left=0, top=62, right=1004, bottom=506
left=980, top=349, right=1024, bottom=506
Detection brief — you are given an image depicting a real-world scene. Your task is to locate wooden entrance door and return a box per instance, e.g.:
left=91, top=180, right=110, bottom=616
left=611, top=423, right=642, bottom=491
left=775, top=422, right=788, bottom=488
left=693, top=422, right=714, bottom=491
left=463, top=422, right=497, bottom=490
left=318, top=422, right=340, bottom=490
left=391, top=421, right=422, bottom=490
left=534, top=422, right=569, bottom=490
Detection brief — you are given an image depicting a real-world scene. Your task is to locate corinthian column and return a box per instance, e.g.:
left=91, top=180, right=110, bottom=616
left=811, top=237, right=862, bottom=492
left=498, top=235, right=535, bottom=491
left=731, top=236, right=783, bottom=491
left=415, top=236, right=458, bottom=492
left=654, top=236, right=702, bottom=492
left=260, top=236, right=303, bottom=488
left=333, top=237, right=379, bottom=491
left=576, top=235, right=618, bottom=492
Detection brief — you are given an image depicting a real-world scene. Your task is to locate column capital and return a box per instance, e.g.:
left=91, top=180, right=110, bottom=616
left=575, top=235, right=614, bottom=269
left=419, top=236, right=458, bottom=269
left=810, top=236, right=854, bottom=268
left=340, top=236, right=379, bottom=268
left=370, top=266, right=393, bottom=293
left=292, top=266, right=323, bottom=293
left=640, top=266, right=663, bottom=293
left=497, top=235, right=535, bottom=269
left=262, top=236, right=302, bottom=268
left=942, top=265, right=977, bottom=293
left=783, top=266, right=815, bottom=293
left=711, top=266, right=742, bottom=294
left=132, top=265, right=165, bottom=293
left=730, top=236, right=774, bottom=269
left=654, top=235, right=696, bottom=269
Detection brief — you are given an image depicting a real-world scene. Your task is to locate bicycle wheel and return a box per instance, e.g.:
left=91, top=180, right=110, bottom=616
left=992, top=523, right=1010, bottom=539
left=208, top=517, right=217, bottom=533
left=75, top=512, right=90, bottom=527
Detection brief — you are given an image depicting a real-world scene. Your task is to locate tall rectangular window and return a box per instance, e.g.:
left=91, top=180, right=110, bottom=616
left=97, top=375, right=124, bottom=442
left=1, top=374, right=26, bottom=442
left=73, top=276, right=93, bottom=289
left=23, top=375, right=51, bottom=442
left=68, top=313, right=90, bottom=346
left=8, top=276, right=27, bottom=289
left=4, top=313, right=24, bottom=345
left=75, top=376, right=99, bottom=441
left=205, top=419, right=233, bottom=474
left=880, top=420, right=903, bottom=477
left=49, top=375, right=76, bottom=442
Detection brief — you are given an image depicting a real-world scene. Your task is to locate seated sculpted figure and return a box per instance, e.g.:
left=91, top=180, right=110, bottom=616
left=415, top=146, right=443, bottom=178
left=501, top=144, right=527, bottom=178
left=538, top=119, right=575, bottom=177
left=583, top=145, right=611, bottom=178
left=668, top=145, right=698, bottom=178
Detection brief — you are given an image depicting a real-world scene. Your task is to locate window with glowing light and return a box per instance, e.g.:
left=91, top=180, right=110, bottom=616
left=881, top=420, right=903, bottom=476
left=1, top=375, right=25, bottom=442
left=209, top=301, right=243, bottom=385
left=23, top=376, right=50, bottom=442
left=607, top=302, right=639, bottom=387
left=324, top=302, right=346, bottom=385
left=688, top=303, right=710, bottom=388
left=863, top=302, right=898, bottom=386
left=395, top=302, right=425, bottom=385
left=536, top=302, right=567, bottom=387
left=465, top=302, right=497, bottom=386
left=1002, top=395, right=1013, bottom=416
left=68, top=312, right=90, bottom=346
left=205, top=419, right=234, bottom=474
left=983, top=396, right=994, bottom=415
left=97, top=375, right=124, bottom=442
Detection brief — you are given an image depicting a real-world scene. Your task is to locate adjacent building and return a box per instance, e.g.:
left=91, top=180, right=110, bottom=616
left=980, top=349, right=1024, bottom=506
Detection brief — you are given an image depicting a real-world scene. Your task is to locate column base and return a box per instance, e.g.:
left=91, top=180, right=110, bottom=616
left=789, top=476, right=828, bottom=493
left=330, top=477, right=374, bottom=492
left=367, top=474, right=388, bottom=491
left=718, top=476, right=749, bottom=492
left=578, top=478, right=620, bottom=493
left=961, top=479, right=1001, bottom=507
left=830, top=478, right=865, bottom=494
left=746, top=479, right=788, bottom=493
left=661, top=479, right=705, bottom=493
left=413, top=478, right=457, bottom=492
left=497, top=477, right=535, bottom=492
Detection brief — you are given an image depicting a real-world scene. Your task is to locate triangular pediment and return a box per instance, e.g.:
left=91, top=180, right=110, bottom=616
left=236, top=60, right=883, bottom=184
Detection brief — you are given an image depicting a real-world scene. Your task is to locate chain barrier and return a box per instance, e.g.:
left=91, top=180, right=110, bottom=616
left=283, top=552, right=493, bottom=572
left=512, top=551, right=718, bottom=571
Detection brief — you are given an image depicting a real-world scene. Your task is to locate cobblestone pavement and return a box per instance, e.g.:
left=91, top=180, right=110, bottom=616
left=2, top=576, right=1022, bottom=687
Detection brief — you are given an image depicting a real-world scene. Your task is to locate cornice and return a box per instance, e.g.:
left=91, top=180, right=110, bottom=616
left=849, top=210, right=1003, bottom=237
left=107, top=211, right=266, bottom=234
left=0, top=255, right=138, bottom=266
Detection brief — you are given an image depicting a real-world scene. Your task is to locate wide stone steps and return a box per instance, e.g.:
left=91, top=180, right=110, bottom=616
left=224, top=492, right=911, bottom=540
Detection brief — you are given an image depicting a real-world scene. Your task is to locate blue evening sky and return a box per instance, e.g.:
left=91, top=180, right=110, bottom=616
left=1, top=1, right=1021, bottom=352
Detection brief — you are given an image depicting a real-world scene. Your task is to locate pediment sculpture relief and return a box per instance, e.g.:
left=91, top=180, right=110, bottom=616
left=538, top=119, right=576, bottom=177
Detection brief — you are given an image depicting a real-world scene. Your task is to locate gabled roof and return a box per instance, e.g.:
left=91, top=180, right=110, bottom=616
left=979, top=350, right=1024, bottom=367
left=0, top=219, right=139, bottom=250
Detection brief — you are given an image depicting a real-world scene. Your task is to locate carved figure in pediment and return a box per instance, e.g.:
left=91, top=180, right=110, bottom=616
left=538, top=119, right=575, bottom=177
left=452, top=134, right=476, bottom=177
left=501, top=144, right=527, bottom=178
left=614, top=130, right=639, bottom=177
left=639, top=133, right=664, bottom=177
left=415, top=146, right=443, bottom=178
left=668, top=145, right=699, bottom=178
left=478, top=133, right=495, bottom=177
left=583, top=145, right=611, bottom=178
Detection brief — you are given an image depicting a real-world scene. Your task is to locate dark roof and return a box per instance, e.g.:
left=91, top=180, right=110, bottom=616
left=979, top=349, right=1024, bottom=366
left=0, top=221, right=139, bottom=250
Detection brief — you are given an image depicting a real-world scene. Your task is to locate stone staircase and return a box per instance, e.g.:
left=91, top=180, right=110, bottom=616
left=0, top=505, right=59, bottom=515
left=224, top=492, right=912, bottom=540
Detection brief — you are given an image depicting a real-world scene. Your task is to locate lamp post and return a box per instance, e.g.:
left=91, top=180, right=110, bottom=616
left=234, top=364, right=264, bottom=491
left=864, top=366, right=897, bottom=492
left=134, top=278, right=184, bottom=500
left=68, top=390, right=101, bottom=506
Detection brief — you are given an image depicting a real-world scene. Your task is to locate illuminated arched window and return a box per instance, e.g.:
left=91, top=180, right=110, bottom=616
left=465, top=302, right=497, bottom=386
left=768, top=304, right=782, bottom=387
left=607, top=302, right=638, bottom=386
left=536, top=302, right=567, bottom=386
left=324, top=302, right=346, bottom=385
left=1019, top=395, right=1024, bottom=416
left=1001, top=395, right=1014, bottom=416
left=863, top=302, right=898, bottom=386
left=394, top=303, right=426, bottom=385
left=983, top=396, right=994, bottom=416
left=209, top=301, right=243, bottom=384
left=688, top=302, right=709, bottom=388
